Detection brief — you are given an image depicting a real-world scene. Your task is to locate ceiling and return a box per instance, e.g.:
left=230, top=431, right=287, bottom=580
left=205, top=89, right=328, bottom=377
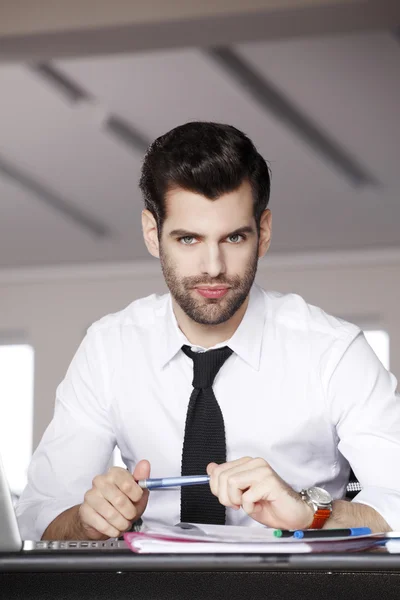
left=0, top=29, right=399, bottom=268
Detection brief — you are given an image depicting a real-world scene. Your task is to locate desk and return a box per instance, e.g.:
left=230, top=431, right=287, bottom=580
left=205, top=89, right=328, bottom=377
left=1, top=551, right=400, bottom=600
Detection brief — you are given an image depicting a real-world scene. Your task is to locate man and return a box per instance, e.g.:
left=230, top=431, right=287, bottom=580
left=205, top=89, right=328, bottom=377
left=17, top=122, right=400, bottom=541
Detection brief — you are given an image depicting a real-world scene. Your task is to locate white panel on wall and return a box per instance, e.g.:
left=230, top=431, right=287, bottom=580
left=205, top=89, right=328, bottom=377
left=0, top=344, right=34, bottom=494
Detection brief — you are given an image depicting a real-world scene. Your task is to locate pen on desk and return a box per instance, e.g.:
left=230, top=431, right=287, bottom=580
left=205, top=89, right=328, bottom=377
left=273, top=529, right=295, bottom=538
left=137, top=475, right=210, bottom=490
left=293, top=527, right=372, bottom=539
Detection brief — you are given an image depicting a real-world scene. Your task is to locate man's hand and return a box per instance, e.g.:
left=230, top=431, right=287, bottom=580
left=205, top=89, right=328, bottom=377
left=207, top=457, right=314, bottom=530
left=78, top=459, right=150, bottom=539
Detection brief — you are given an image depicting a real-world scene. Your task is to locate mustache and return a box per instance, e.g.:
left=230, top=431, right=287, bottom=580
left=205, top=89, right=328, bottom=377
left=182, top=275, right=240, bottom=287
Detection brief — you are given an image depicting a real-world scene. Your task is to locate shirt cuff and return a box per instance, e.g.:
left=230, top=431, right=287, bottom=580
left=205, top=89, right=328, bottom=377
left=352, top=486, right=400, bottom=531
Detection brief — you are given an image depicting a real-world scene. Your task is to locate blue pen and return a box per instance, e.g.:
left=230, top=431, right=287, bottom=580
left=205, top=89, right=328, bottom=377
left=293, top=527, right=372, bottom=539
left=138, top=475, right=210, bottom=490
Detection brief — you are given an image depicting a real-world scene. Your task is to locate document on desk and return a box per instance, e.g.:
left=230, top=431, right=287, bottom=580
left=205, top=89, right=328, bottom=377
left=124, top=523, right=388, bottom=554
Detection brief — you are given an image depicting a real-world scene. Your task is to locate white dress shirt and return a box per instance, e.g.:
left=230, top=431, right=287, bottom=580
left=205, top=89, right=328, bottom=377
left=16, top=284, right=400, bottom=540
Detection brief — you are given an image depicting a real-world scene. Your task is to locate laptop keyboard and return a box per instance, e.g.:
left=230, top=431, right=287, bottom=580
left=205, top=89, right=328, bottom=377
left=24, top=539, right=129, bottom=551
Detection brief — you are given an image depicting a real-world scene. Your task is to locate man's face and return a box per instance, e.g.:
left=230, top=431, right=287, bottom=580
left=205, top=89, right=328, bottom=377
left=158, top=181, right=261, bottom=326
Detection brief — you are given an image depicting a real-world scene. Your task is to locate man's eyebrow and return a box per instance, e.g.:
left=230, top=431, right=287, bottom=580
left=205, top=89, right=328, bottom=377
left=228, top=226, right=256, bottom=236
left=168, top=226, right=256, bottom=238
left=169, top=229, right=200, bottom=238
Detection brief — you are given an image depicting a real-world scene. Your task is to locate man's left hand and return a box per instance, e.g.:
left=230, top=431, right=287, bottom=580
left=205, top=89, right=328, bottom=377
left=207, top=457, right=314, bottom=530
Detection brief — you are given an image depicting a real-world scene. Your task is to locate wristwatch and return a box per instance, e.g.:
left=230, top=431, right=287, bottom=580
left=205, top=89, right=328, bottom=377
left=300, top=486, right=333, bottom=529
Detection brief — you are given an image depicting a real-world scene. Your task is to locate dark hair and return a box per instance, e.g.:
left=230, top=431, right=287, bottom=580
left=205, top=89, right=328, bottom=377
left=139, top=121, right=271, bottom=233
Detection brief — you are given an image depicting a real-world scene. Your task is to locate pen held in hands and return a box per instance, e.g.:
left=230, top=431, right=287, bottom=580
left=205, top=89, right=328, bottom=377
left=137, top=475, right=210, bottom=490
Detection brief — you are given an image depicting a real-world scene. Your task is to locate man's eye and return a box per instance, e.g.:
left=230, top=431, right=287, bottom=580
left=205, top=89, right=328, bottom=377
left=227, top=234, right=243, bottom=243
left=179, top=236, right=196, bottom=245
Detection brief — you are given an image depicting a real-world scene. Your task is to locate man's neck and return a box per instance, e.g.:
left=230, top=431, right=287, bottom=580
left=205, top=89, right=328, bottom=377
left=172, top=296, right=250, bottom=349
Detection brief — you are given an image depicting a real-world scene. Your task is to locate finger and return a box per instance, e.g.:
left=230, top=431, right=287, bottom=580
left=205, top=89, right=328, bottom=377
left=80, top=503, right=121, bottom=538
left=94, top=469, right=149, bottom=521
left=212, top=457, right=255, bottom=475
left=86, top=490, right=133, bottom=533
left=133, top=459, right=151, bottom=481
left=80, top=499, right=126, bottom=538
left=206, top=463, right=218, bottom=475
left=242, top=501, right=263, bottom=515
left=241, top=479, right=278, bottom=515
left=132, top=486, right=149, bottom=519
left=102, top=468, right=145, bottom=505
left=208, top=457, right=254, bottom=499
left=225, top=465, right=274, bottom=507
left=214, top=460, right=270, bottom=508
left=131, top=461, right=150, bottom=516
left=98, top=481, right=139, bottom=521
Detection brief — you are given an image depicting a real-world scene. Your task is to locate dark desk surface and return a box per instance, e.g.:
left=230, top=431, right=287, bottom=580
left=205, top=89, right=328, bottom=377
left=2, top=550, right=400, bottom=600
left=1, top=548, right=400, bottom=572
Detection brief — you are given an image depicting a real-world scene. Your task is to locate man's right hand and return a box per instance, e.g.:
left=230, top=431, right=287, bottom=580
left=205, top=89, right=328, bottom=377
left=78, top=459, right=150, bottom=539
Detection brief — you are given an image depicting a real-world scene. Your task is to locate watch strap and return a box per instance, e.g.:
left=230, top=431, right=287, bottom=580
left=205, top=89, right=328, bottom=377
left=309, top=508, right=331, bottom=529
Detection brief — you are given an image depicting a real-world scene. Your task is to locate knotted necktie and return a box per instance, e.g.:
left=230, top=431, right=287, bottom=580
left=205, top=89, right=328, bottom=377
left=180, top=344, right=233, bottom=524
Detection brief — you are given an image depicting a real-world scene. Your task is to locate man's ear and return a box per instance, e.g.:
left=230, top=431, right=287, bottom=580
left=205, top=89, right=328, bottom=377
left=258, top=209, right=272, bottom=258
left=142, top=210, right=160, bottom=258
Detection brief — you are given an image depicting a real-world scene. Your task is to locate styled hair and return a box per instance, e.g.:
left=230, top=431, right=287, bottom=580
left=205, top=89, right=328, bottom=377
left=139, top=121, right=271, bottom=233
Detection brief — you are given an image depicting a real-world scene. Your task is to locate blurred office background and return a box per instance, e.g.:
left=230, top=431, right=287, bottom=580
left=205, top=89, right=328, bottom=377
left=0, top=0, right=399, bottom=496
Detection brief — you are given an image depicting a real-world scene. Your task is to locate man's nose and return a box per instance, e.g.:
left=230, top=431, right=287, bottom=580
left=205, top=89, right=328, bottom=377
left=200, top=244, right=226, bottom=278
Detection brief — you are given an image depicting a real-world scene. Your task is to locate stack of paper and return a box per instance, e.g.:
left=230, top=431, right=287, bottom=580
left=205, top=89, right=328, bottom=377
left=124, top=523, right=387, bottom=554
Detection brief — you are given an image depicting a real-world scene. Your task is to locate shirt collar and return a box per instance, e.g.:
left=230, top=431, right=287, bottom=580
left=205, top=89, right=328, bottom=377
left=157, top=295, right=189, bottom=369
left=157, top=284, right=266, bottom=371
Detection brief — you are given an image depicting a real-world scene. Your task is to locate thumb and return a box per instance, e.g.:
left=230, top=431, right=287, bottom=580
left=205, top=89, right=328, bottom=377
left=130, top=460, right=150, bottom=519
left=133, top=459, right=151, bottom=481
left=207, top=462, right=218, bottom=475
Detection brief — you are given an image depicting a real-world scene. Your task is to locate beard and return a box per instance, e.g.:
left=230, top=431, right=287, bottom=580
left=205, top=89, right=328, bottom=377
left=160, top=247, right=258, bottom=326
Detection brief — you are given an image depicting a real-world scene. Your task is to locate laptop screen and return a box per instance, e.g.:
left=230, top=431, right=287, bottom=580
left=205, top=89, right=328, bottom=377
left=0, top=453, right=23, bottom=552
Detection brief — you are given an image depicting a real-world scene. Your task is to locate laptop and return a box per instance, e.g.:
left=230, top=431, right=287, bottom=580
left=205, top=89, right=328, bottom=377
left=0, top=455, right=295, bottom=570
left=0, top=453, right=129, bottom=553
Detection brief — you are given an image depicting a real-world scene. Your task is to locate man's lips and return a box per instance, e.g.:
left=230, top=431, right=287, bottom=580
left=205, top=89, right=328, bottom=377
left=194, top=286, right=230, bottom=299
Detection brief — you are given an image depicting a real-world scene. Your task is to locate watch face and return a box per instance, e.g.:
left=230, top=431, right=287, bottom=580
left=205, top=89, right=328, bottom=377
left=308, top=487, right=332, bottom=506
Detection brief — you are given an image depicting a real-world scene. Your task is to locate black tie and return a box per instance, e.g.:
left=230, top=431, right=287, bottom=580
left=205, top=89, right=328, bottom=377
left=180, top=344, right=233, bottom=524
